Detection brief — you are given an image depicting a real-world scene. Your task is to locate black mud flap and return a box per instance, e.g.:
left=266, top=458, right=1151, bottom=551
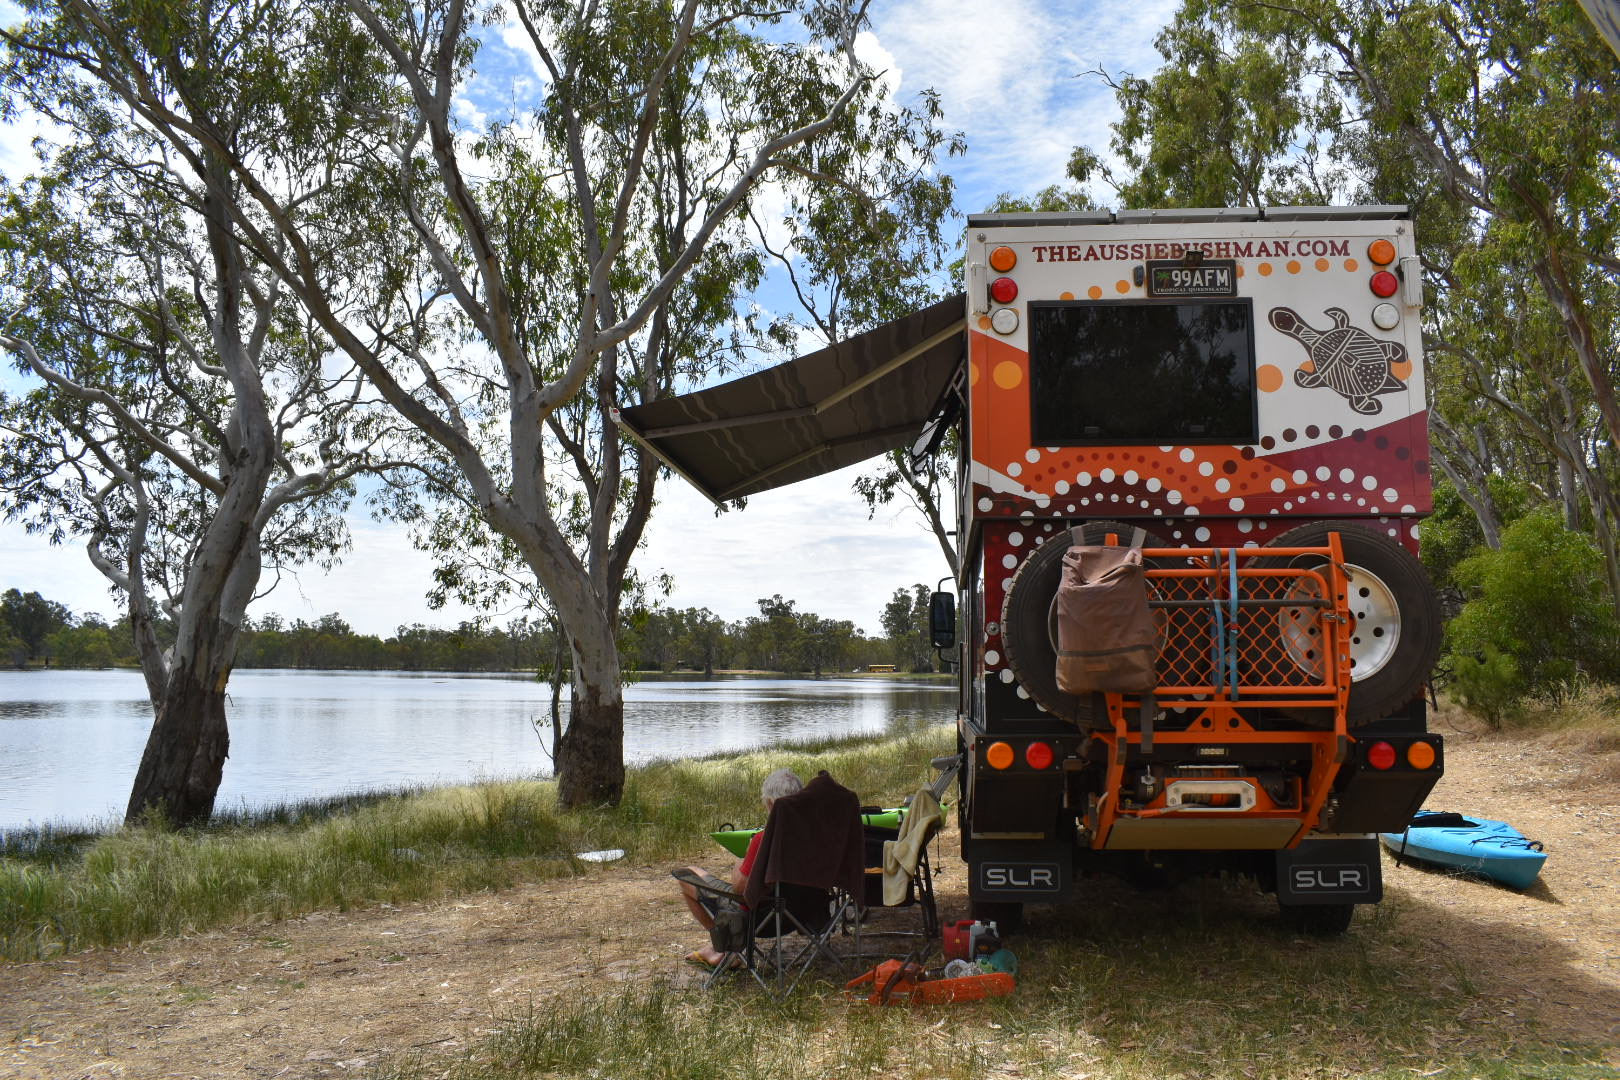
left=967, top=838, right=1072, bottom=905
left=1276, top=838, right=1382, bottom=905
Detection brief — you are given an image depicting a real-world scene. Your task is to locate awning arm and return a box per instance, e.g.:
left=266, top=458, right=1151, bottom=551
left=809, top=318, right=966, bottom=415
left=636, top=318, right=966, bottom=441
left=611, top=405, right=726, bottom=508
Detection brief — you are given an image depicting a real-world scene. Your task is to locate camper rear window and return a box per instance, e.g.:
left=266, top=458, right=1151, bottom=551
left=1028, top=300, right=1257, bottom=445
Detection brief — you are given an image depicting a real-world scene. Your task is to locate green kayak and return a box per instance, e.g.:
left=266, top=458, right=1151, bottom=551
left=710, top=808, right=905, bottom=858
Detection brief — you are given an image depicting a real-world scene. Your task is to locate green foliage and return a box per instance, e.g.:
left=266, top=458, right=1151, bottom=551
left=1445, top=647, right=1523, bottom=730
left=0, top=629, right=25, bottom=668
left=1421, top=474, right=1535, bottom=594
left=1078, top=0, right=1340, bottom=209
left=45, top=619, right=117, bottom=668
left=1445, top=509, right=1620, bottom=706
left=0, top=588, right=71, bottom=662
left=881, top=584, right=934, bottom=673
left=1059, top=0, right=1620, bottom=625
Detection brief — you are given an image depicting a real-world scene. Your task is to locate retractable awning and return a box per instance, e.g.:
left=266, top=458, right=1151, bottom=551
left=613, top=293, right=965, bottom=504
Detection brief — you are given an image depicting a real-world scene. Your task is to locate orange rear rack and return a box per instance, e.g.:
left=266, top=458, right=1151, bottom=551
left=1084, top=535, right=1353, bottom=851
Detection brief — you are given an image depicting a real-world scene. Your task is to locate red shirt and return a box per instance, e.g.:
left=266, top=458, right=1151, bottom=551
left=737, top=830, right=764, bottom=878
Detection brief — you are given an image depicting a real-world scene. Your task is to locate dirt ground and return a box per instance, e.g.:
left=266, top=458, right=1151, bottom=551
left=3, top=725, right=1617, bottom=1080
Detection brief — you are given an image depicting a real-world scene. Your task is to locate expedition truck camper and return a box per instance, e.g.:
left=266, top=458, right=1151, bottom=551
left=616, top=206, right=1445, bottom=934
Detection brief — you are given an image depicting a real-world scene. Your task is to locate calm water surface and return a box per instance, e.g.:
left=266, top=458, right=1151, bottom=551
left=0, top=669, right=954, bottom=829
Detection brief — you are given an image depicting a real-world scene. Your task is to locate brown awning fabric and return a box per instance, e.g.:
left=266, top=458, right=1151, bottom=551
left=614, top=293, right=965, bottom=504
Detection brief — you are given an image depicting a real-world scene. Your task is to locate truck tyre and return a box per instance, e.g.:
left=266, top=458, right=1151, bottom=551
left=1256, top=522, right=1440, bottom=726
left=1001, top=520, right=1169, bottom=728
left=1279, top=901, right=1354, bottom=935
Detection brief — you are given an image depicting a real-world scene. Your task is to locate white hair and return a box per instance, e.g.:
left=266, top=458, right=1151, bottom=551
left=760, top=768, right=804, bottom=803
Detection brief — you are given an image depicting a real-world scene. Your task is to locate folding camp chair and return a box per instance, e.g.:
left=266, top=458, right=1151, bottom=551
left=671, top=869, right=833, bottom=992
left=854, top=785, right=945, bottom=953
left=676, top=770, right=866, bottom=994
left=850, top=754, right=958, bottom=959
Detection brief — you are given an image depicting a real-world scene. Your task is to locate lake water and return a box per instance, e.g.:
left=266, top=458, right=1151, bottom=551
left=0, top=669, right=955, bottom=830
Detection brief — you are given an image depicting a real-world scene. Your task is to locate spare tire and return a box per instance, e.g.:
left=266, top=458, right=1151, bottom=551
left=1001, top=520, right=1170, bottom=728
left=1255, top=522, right=1440, bottom=726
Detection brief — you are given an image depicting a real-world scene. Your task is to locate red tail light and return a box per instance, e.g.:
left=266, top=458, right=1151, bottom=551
left=1025, top=741, right=1055, bottom=770
left=1367, top=741, right=1397, bottom=770
left=990, top=276, right=1018, bottom=304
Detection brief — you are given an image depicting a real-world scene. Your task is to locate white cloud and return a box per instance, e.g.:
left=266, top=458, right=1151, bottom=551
left=0, top=110, right=55, bottom=184
left=493, top=11, right=553, bottom=86
left=638, top=462, right=950, bottom=635
left=854, top=30, right=903, bottom=97
left=0, top=527, right=122, bottom=622
left=252, top=519, right=490, bottom=635
left=869, top=0, right=1178, bottom=207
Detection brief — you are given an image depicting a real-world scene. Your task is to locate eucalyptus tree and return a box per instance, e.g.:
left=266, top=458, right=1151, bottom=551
left=0, top=65, right=409, bottom=823
left=1064, top=0, right=1620, bottom=614
left=4, top=0, right=959, bottom=807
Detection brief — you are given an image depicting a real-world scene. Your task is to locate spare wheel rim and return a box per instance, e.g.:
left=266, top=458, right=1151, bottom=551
left=1279, top=562, right=1402, bottom=681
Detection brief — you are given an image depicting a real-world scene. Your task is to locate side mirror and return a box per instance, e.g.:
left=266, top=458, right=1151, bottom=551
left=929, top=591, right=956, bottom=649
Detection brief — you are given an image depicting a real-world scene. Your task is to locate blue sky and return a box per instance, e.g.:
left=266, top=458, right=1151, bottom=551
left=0, top=0, right=1179, bottom=636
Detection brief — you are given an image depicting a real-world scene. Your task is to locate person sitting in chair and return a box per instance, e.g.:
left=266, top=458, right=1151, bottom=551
left=678, top=767, right=803, bottom=968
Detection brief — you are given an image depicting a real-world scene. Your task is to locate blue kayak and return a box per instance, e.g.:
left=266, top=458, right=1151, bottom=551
left=1380, top=810, right=1547, bottom=890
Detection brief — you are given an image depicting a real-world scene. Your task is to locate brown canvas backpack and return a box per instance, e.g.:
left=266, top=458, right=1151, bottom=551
left=1051, top=529, right=1158, bottom=695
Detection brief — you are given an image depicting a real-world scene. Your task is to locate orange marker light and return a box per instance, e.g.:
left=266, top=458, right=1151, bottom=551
left=986, top=741, right=1015, bottom=770
left=989, top=245, right=1017, bottom=272
left=1407, top=741, right=1437, bottom=770
left=1367, top=741, right=1397, bottom=770
left=1025, top=741, right=1055, bottom=770
left=1368, top=239, right=1397, bottom=265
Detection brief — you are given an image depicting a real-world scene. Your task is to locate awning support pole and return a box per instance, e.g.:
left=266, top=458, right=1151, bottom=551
left=610, top=406, right=727, bottom=508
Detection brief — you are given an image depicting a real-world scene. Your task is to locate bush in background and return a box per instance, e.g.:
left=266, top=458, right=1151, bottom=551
left=1443, top=509, right=1620, bottom=721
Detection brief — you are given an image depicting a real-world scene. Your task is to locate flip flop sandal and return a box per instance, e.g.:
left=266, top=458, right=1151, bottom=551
left=685, top=951, right=740, bottom=970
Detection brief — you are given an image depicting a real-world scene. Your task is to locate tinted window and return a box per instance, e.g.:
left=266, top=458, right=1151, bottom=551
left=1028, top=300, right=1257, bottom=444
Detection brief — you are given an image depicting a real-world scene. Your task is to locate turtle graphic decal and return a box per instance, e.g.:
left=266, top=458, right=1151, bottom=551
left=1268, top=306, right=1407, bottom=415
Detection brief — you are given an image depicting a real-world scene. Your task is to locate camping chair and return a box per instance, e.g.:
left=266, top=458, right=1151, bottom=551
left=855, top=785, right=945, bottom=952
left=678, top=770, right=866, bottom=994
left=851, top=754, right=958, bottom=958
left=671, top=869, right=832, bottom=992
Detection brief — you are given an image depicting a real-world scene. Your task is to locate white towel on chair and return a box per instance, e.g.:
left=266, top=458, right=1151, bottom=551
left=882, top=787, right=942, bottom=906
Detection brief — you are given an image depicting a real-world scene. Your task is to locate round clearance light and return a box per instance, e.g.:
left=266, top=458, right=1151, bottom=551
left=1369, top=270, right=1399, bottom=298
left=1025, top=741, right=1055, bottom=770
left=1368, top=239, right=1397, bottom=266
left=1407, top=741, right=1437, bottom=770
left=1372, top=302, right=1400, bottom=330
left=991, top=307, right=1020, bottom=336
left=990, top=276, right=1019, bottom=304
left=989, top=245, right=1017, bottom=272
left=1367, top=741, right=1397, bottom=771
left=986, top=741, right=1015, bottom=770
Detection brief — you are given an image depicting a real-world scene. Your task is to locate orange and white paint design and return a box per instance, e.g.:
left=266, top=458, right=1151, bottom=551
left=965, top=217, right=1431, bottom=693
left=966, top=218, right=1430, bottom=545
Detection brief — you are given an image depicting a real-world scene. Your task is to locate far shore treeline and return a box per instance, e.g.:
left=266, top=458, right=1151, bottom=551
left=0, top=585, right=946, bottom=677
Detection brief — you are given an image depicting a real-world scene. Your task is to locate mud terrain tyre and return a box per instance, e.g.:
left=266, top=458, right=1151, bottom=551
left=1001, top=520, right=1169, bottom=728
left=1256, top=522, right=1440, bottom=726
